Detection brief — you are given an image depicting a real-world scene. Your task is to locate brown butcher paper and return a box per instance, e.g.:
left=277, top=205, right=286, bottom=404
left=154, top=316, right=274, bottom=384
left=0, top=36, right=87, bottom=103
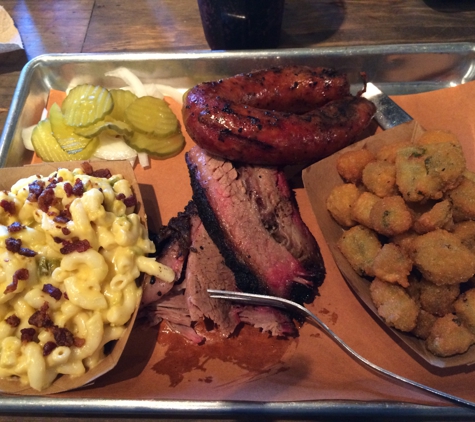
left=13, top=82, right=475, bottom=405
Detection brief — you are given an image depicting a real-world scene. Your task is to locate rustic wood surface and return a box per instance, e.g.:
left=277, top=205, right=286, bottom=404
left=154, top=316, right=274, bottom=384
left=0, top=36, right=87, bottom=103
left=1, top=0, right=475, bottom=420
left=2, top=0, right=475, bottom=134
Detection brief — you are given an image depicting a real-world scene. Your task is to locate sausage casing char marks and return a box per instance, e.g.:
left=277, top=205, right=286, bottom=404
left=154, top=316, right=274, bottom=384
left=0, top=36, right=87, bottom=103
left=183, top=65, right=376, bottom=166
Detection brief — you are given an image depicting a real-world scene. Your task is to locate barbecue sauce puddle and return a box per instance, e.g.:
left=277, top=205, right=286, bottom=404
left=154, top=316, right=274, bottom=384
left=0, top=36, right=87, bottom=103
left=152, top=323, right=298, bottom=387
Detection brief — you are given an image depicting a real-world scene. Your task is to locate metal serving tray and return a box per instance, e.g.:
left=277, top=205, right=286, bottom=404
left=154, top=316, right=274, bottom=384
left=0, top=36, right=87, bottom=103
left=2, top=43, right=475, bottom=420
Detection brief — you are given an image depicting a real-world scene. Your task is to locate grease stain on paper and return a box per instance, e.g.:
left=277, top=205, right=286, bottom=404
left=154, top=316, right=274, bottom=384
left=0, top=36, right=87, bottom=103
left=152, top=324, right=298, bottom=387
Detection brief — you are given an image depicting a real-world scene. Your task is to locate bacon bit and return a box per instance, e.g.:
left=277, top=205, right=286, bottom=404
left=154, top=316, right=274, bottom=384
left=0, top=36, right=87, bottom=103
left=19, top=247, right=37, bottom=257
left=81, top=162, right=94, bottom=175
left=20, top=328, right=36, bottom=343
left=72, top=179, right=84, bottom=197
left=53, top=236, right=63, bottom=244
left=43, top=341, right=57, bottom=356
left=51, top=326, right=75, bottom=347
left=5, top=237, right=21, bottom=253
left=53, top=215, right=69, bottom=224
left=5, top=237, right=37, bottom=257
left=61, top=227, right=71, bottom=235
left=28, top=302, right=54, bottom=328
left=5, top=314, right=20, bottom=327
left=4, top=268, right=29, bottom=294
left=123, top=194, right=137, bottom=208
left=63, top=182, right=73, bottom=197
left=60, top=239, right=91, bottom=254
left=38, top=187, right=56, bottom=212
left=115, top=193, right=126, bottom=200
left=91, top=168, right=112, bottom=179
left=42, top=283, right=62, bottom=301
left=74, top=337, right=86, bottom=348
left=7, top=222, right=23, bottom=233
left=27, top=179, right=45, bottom=202
left=0, top=199, right=15, bottom=214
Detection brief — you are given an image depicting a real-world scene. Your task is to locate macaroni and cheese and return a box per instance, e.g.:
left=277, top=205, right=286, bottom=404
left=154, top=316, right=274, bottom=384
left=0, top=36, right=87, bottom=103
left=0, top=165, right=173, bottom=391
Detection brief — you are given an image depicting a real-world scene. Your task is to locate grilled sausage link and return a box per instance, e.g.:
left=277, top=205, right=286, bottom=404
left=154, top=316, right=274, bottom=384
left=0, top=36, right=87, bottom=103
left=183, top=66, right=376, bottom=166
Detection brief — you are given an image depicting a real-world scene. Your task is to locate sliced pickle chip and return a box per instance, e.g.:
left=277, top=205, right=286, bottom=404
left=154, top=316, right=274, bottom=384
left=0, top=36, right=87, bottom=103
left=49, top=103, right=97, bottom=156
left=73, top=118, right=133, bottom=138
left=126, top=131, right=185, bottom=159
left=125, top=96, right=178, bottom=137
left=31, top=119, right=99, bottom=162
left=109, top=89, right=138, bottom=121
left=61, top=84, right=113, bottom=127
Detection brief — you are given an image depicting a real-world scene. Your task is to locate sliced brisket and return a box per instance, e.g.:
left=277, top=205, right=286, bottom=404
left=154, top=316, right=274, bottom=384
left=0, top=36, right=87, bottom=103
left=185, top=146, right=325, bottom=304
left=141, top=202, right=194, bottom=307
left=184, top=207, right=241, bottom=337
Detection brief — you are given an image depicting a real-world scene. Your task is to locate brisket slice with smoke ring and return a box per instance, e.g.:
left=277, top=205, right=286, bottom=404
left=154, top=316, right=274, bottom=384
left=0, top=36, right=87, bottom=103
left=185, top=146, right=326, bottom=304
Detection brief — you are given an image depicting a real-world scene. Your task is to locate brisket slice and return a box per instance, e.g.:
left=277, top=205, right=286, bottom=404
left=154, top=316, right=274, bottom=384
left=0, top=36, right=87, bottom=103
left=141, top=202, right=194, bottom=308
left=184, top=206, right=241, bottom=337
left=185, top=146, right=325, bottom=304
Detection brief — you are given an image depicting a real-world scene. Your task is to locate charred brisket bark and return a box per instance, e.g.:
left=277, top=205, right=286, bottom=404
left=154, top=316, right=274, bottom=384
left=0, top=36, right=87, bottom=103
left=185, top=146, right=325, bottom=304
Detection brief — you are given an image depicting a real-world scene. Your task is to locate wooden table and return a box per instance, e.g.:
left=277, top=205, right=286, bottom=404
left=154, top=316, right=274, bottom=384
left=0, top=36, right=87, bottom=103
left=1, top=1, right=475, bottom=421
left=2, top=0, right=475, bottom=135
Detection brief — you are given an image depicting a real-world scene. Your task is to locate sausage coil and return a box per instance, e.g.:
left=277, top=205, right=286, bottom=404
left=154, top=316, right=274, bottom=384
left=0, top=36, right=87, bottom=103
left=183, top=66, right=376, bottom=166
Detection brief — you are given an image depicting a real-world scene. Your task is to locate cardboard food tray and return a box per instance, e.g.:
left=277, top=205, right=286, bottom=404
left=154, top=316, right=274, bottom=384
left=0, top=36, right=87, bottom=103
left=0, top=160, right=144, bottom=395
left=2, top=45, right=475, bottom=417
left=302, top=120, right=474, bottom=368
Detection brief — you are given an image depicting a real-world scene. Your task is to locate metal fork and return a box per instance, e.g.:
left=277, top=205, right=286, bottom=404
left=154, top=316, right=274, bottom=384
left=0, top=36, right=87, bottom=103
left=208, top=289, right=475, bottom=410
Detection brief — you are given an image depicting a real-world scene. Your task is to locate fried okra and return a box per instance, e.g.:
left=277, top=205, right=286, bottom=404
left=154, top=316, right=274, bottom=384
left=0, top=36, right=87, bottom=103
left=447, top=176, right=475, bottom=222
left=454, top=289, right=475, bottom=334
left=369, top=195, right=413, bottom=237
left=371, top=243, right=412, bottom=288
left=336, top=148, right=375, bottom=184
left=413, top=199, right=453, bottom=234
left=416, top=129, right=460, bottom=146
left=370, top=278, right=419, bottom=332
left=417, top=278, right=460, bottom=316
left=412, top=309, right=438, bottom=340
left=426, top=314, right=475, bottom=357
left=326, top=183, right=361, bottom=227
left=351, top=191, right=380, bottom=228
left=391, top=230, right=419, bottom=256
left=362, top=160, right=397, bottom=198
left=337, top=225, right=381, bottom=277
left=396, top=142, right=466, bottom=202
left=411, top=229, right=475, bottom=285
left=376, top=140, right=412, bottom=164
left=452, top=220, right=475, bottom=254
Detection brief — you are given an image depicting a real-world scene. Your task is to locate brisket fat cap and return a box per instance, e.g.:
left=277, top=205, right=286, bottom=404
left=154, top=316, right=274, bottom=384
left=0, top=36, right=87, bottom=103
left=185, top=146, right=326, bottom=304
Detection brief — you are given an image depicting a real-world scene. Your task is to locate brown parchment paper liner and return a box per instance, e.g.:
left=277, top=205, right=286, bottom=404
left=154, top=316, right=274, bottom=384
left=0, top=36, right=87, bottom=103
left=0, top=160, right=144, bottom=395
left=11, top=83, right=475, bottom=406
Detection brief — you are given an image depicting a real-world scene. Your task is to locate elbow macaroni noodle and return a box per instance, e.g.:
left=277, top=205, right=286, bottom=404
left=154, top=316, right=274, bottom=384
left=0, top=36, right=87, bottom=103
left=0, top=167, right=173, bottom=391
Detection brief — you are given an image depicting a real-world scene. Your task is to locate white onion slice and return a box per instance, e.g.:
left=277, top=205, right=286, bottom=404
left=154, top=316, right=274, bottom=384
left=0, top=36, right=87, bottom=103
left=22, top=125, right=36, bottom=151
left=94, top=132, right=138, bottom=161
left=146, top=84, right=186, bottom=104
left=137, top=152, right=150, bottom=169
left=105, top=67, right=147, bottom=97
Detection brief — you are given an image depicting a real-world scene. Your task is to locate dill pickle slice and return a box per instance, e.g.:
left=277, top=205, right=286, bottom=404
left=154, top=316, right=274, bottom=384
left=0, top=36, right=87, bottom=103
left=31, top=119, right=99, bottom=162
left=49, top=103, right=97, bottom=156
left=126, top=131, right=185, bottom=159
left=61, top=84, right=113, bottom=127
left=73, top=118, right=133, bottom=138
left=109, top=89, right=137, bottom=121
left=124, top=96, right=178, bottom=137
